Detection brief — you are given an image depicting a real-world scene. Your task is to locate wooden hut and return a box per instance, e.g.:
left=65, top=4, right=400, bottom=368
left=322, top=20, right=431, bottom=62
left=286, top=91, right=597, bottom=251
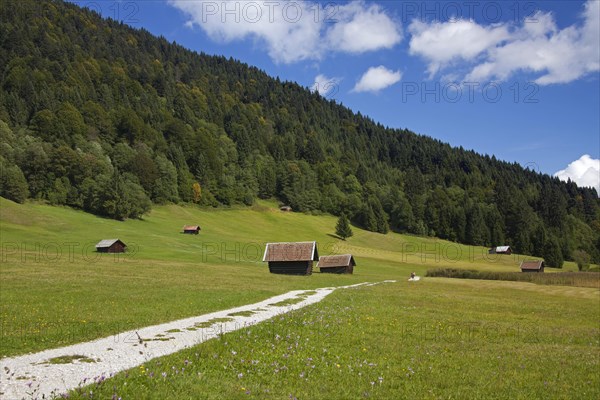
left=520, top=260, right=545, bottom=272
left=95, top=239, right=127, bottom=253
left=488, top=246, right=512, bottom=255
left=183, top=225, right=201, bottom=234
left=263, top=241, right=318, bottom=275
left=318, top=254, right=355, bottom=274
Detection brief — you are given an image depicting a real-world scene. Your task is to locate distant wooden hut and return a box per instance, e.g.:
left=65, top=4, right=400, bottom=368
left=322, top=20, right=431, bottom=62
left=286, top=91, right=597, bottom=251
left=489, top=246, right=512, bottom=255
left=183, top=225, right=201, bottom=234
left=95, top=239, right=126, bottom=253
left=263, top=241, right=318, bottom=275
left=520, top=260, right=545, bottom=272
left=280, top=206, right=292, bottom=212
left=318, top=254, right=355, bottom=274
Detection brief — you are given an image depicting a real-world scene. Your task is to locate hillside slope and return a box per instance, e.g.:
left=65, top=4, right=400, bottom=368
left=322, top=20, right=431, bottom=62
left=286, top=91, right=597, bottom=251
left=0, top=196, right=589, bottom=358
left=0, top=0, right=598, bottom=265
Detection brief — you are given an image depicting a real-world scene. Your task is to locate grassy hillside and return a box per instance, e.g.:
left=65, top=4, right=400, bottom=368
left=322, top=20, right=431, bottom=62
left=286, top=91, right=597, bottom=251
left=1, top=198, right=598, bottom=398
left=0, top=197, right=593, bottom=357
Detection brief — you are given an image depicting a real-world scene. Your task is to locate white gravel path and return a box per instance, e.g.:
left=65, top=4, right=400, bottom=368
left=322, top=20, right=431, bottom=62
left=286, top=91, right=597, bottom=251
left=0, top=280, right=395, bottom=399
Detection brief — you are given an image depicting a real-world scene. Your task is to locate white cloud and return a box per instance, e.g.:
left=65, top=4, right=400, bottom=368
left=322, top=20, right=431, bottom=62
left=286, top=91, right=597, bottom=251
left=326, top=2, right=402, bottom=53
left=409, top=1, right=600, bottom=85
left=169, top=0, right=401, bottom=64
left=352, top=66, right=402, bottom=93
left=409, top=19, right=509, bottom=77
left=310, top=74, right=341, bottom=96
left=555, top=154, right=600, bottom=194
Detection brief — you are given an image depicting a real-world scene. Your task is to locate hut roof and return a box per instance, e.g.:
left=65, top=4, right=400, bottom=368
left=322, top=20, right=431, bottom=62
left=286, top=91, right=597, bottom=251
left=183, top=225, right=201, bottom=231
left=494, top=246, right=511, bottom=252
left=263, top=241, right=318, bottom=262
left=318, top=254, right=355, bottom=268
left=520, top=260, right=544, bottom=270
left=95, top=239, right=125, bottom=249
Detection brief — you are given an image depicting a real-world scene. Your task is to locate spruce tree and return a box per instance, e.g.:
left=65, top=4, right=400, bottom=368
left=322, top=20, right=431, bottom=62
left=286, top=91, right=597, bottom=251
left=336, top=213, right=353, bottom=240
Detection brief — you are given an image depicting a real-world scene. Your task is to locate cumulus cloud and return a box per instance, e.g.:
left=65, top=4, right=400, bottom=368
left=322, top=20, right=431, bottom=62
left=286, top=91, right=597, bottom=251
left=352, top=66, right=402, bottom=93
left=169, top=0, right=401, bottom=64
left=326, top=2, right=402, bottom=53
left=555, top=154, right=600, bottom=194
left=409, top=19, right=509, bottom=77
left=409, top=0, right=600, bottom=85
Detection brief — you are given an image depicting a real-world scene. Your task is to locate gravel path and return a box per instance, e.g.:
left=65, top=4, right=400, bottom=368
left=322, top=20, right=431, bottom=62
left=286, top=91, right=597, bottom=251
left=0, top=280, right=395, bottom=399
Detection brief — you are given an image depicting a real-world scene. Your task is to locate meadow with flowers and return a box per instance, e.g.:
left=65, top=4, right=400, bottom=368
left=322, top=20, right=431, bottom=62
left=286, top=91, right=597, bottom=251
left=1, top=197, right=598, bottom=398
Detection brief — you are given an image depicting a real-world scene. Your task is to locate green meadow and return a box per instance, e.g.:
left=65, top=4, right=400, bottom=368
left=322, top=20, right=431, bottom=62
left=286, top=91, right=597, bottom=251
left=0, top=197, right=598, bottom=398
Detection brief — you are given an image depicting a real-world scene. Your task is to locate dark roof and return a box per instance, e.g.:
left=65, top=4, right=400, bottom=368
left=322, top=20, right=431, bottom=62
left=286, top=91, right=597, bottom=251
left=520, top=260, right=545, bottom=270
left=183, top=225, right=201, bottom=231
left=263, top=242, right=318, bottom=262
left=318, top=254, right=355, bottom=268
left=95, top=239, right=126, bottom=248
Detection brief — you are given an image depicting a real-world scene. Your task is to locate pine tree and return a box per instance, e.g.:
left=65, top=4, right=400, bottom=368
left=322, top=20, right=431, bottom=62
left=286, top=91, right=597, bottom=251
left=336, top=213, right=353, bottom=240
left=543, top=236, right=564, bottom=268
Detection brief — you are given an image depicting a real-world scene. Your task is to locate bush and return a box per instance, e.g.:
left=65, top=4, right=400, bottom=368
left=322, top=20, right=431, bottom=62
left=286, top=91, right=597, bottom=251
left=426, top=268, right=599, bottom=288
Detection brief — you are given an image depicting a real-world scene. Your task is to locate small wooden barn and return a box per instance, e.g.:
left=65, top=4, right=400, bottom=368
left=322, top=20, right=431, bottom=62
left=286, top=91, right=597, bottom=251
left=183, top=225, right=201, bottom=234
left=95, top=239, right=127, bottom=253
left=280, top=206, right=292, bottom=212
left=263, top=241, right=318, bottom=275
left=520, top=260, right=545, bottom=272
left=318, top=254, right=356, bottom=274
left=489, top=246, right=512, bottom=255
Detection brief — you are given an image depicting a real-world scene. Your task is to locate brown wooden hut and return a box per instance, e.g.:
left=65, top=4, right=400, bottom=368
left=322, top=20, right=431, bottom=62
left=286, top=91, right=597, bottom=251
left=488, top=246, right=512, bottom=255
left=263, top=241, right=318, bottom=275
left=318, top=254, right=355, bottom=274
left=95, top=239, right=127, bottom=253
left=520, top=260, right=545, bottom=272
left=183, top=225, right=201, bottom=234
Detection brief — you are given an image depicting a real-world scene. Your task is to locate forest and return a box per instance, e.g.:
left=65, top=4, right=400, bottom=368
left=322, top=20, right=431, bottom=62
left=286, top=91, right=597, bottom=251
left=0, top=0, right=599, bottom=266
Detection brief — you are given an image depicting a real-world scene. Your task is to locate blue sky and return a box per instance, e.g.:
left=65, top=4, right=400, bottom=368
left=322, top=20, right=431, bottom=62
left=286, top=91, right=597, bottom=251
left=72, top=0, right=600, bottom=192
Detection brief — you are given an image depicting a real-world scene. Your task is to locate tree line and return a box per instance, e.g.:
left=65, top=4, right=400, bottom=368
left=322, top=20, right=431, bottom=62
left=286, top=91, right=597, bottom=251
left=1, top=0, right=599, bottom=266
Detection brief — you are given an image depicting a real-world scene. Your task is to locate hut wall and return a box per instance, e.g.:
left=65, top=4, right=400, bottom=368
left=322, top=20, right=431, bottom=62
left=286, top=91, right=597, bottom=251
left=108, top=242, right=125, bottom=253
left=320, top=266, right=352, bottom=274
left=268, top=261, right=313, bottom=275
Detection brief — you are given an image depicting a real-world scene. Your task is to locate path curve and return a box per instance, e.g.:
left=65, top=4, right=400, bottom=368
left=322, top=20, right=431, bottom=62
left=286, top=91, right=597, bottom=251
left=1, top=280, right=395, bottom=399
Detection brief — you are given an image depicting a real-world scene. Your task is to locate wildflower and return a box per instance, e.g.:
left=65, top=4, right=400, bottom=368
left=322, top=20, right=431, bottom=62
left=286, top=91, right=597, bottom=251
left=161, top=372, right=167, bottom=378
left=232, top=350, right=237, bottom=356
left=238, top=373, right=244, bottom=379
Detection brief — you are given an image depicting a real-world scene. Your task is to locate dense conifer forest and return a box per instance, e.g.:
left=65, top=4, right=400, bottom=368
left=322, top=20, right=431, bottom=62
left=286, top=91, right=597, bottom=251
left=1, top=0, right=598, bottom=265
